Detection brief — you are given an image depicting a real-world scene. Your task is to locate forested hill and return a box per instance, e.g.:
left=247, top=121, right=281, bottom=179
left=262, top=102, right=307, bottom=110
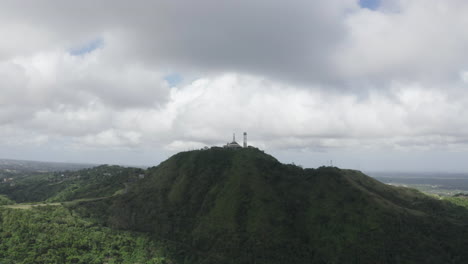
left=0, top=165, right=144, bottom=203
left=73, top=148, right=468, bottom=264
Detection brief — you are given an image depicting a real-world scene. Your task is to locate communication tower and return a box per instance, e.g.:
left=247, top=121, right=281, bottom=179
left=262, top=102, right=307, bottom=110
left=243, top=132, right=247, bottom=148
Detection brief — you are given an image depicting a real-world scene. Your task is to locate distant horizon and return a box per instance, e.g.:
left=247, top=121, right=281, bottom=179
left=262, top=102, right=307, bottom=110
left=3, top=150, right=468, bottom=175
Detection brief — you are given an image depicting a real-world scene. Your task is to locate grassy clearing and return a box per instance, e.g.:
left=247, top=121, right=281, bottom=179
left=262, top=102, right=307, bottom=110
left=3, top=202, right=61, bottom=210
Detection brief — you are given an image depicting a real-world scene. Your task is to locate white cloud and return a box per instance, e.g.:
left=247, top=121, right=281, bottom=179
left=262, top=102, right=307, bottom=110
left=460, top=71, right=468, bottom=83
left=336, top=0, right=468, bottom=83
left=121, top=74, right=468, bottom=152
left=79, top=130, right=142, bottom=148
left=3, top=66, right=468, bottom=154
left=1, top=0, right=468, bottom=169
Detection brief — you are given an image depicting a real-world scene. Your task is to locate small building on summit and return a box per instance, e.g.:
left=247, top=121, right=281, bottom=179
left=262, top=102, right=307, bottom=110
left=224, top=133, right=242, bottom=148
left=224, top=132, right=247, bottom=148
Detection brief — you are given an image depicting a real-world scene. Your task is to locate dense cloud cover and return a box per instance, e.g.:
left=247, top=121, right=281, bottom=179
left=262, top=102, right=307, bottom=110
left=1, top=0, right=468, bottom=170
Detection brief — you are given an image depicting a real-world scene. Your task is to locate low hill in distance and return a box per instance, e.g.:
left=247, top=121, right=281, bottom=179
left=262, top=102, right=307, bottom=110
left=0, top=165, right=144, bottom=203
left=0, top=164, right=171, bottom=263
left=69, top=148, right=468, bottom=264
left=0, top=158, right=95, bottom=174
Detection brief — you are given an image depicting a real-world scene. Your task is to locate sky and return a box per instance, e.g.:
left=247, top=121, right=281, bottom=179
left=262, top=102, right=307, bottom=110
left=2, top=0, right=468, bottom=172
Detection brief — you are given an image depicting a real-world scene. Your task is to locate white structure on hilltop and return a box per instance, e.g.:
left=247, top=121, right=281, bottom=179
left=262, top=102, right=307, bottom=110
left=224, top=132, right=248, bottom=148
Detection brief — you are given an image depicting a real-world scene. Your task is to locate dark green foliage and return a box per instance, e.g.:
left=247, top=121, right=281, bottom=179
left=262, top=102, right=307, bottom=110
left=0, top=195, right=14, bottom=205
left=72, top=148, right=468, bottom=264
left=445, top=195, right=468, bottom=209
left=0, top=205, right=170, bottom=263
left=0, top=173, right=64, bottom=202
left=4, top=148, right=468, bottom=263
left=0, top=165, right=143, bottom=203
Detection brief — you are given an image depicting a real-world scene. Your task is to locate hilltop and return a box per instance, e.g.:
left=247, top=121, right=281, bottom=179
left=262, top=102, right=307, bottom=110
left=71, top=148, right=468, bottom=264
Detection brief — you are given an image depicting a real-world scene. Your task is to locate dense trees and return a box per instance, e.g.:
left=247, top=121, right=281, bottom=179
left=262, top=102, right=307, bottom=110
left=74, top=148, right=468, bottom=263
left=2, top=148, right=468, bottom=263
left=0, top=195, right=14, bottom=205
left=0, top=205, right=170, bottom=263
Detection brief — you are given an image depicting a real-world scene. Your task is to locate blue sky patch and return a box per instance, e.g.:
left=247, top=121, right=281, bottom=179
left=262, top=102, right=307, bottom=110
left=69, top=38, right=103, bottom=56
left=359, top=0, right=381, bottom=10
left=164, top=73, right=183, bottom=87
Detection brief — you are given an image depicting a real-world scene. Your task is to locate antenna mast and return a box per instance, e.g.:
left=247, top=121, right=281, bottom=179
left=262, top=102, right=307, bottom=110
left=243, top=132, right=247, bottom=148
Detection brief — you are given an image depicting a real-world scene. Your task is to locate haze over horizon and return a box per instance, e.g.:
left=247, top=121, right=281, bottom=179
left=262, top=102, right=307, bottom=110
left=2, top=0, right=468, bottom=172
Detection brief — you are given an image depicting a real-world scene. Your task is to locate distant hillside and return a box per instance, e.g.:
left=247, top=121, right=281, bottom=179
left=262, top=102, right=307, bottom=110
left=0, top=159, right=95, bottom=174
left=0, top=165, right=144, bottom=203
left=72, top=148, right=468, bottom=264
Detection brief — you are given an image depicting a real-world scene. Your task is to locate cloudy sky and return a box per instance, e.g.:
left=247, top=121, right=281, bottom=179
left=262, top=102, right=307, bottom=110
left=2, top=0, right=468, bottom=172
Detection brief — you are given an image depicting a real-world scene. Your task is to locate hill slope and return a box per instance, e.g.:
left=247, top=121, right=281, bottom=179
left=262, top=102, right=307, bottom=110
left=0, top=165, right=144, bottom=203
left=74, top=148, right=468, bottom=264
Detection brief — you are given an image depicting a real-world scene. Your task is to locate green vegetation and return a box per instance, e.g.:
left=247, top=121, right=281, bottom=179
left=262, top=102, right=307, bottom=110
left=0, top=205, right=169, bottom=263
left=3, top=148, right=468, bottom=263
left=444, top=194, right=468, bottom=209
left=0, top=194, right=14, bottom=205
left=72, top=148, right=468, bottom=264
left=0, top=165, right=143, bottom=203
